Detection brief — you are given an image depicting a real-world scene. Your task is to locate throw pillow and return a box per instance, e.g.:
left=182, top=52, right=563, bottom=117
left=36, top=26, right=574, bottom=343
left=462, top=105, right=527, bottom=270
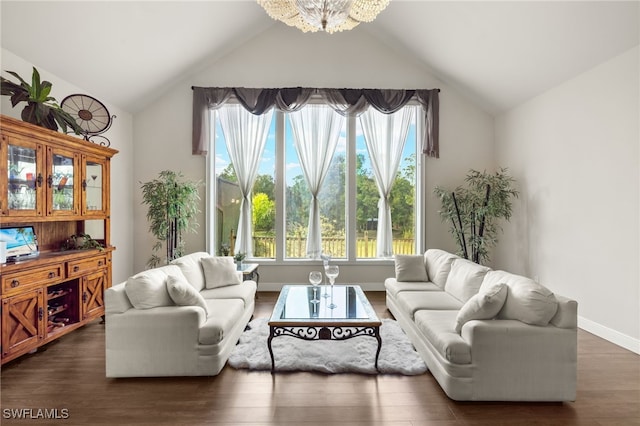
left=124, top=265, right=181, bottom=309
left=201, top=256, right=242, bottom=289
left=166, top=274, right=209, bottom=316
left=454, top=283, right=507, bottom=333
left=481, top=270, right=559, bottom=326
left=394, top=254, right=428, bottom=282
left=444, top=258, right=491, bottom=303
left=170, top=252, right=210, bottom=292
left=424, top=249, right=459, bottom=288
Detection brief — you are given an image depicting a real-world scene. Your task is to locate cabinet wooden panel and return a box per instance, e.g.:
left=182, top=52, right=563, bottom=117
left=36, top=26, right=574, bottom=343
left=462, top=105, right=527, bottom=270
left=2, top=289, right=44, bottom=359
left=67, top=255, right=108, bottom=278
left=1, top=115, right=118, bottom=364
left=82, top=269, right=107, bottom=320
left=1, top=264, right=64, bottom=295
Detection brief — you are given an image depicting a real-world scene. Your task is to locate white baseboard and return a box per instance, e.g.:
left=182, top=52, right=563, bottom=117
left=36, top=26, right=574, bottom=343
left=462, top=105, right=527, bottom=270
left=258, top=282, right=386, bottom=292
left=578, top=316, right=640, bottom=354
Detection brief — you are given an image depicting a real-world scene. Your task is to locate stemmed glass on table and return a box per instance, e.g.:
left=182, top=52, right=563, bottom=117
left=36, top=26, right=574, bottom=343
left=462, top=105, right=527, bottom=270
left=325, top=265, right=339, bottom=309
left=321, top=252, right=332, bottom=299
left=308, top=271, right=322, bottom=305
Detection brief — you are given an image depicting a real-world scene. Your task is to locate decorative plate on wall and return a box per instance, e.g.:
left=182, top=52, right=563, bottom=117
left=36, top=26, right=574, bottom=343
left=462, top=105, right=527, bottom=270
left=61, top=94, right=115, bottom=146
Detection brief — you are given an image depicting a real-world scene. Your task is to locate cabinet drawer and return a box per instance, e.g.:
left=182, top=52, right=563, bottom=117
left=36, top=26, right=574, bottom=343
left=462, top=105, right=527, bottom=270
left=67, top=255, right=107, bottom=278
left=2, top=265, right=64, bottom=294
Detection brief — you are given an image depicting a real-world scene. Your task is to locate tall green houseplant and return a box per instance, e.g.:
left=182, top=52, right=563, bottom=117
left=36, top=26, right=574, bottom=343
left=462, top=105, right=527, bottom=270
left=141, top=170, right=201, bottom=268
left=434, top=168, right=518, bottom=265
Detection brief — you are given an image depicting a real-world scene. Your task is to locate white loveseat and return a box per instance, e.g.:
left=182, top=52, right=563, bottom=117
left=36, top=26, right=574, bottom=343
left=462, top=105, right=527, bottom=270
left=105, top=252, right=256, bottom=377
left=386, top=249, right=577, bottom=401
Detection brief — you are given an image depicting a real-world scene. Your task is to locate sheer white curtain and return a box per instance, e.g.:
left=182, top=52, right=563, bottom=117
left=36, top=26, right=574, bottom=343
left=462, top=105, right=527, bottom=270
left=288, top=105, right=345, bottom=258
left=360, top=106, right=413, bottom=257
left=218, top=105, right=273, bottom=257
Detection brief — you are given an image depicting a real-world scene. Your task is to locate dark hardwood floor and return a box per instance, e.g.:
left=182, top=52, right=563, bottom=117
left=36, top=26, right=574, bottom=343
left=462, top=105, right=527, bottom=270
left=1, top=291, right=638, bottom=425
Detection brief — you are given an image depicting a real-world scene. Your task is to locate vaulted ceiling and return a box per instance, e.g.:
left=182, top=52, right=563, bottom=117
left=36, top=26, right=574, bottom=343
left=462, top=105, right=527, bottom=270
left=1, top=1, right=638, bottom=115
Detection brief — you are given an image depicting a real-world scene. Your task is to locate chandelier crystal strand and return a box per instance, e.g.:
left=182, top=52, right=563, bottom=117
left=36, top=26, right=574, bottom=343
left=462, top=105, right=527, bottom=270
left=257, top=0, right=390, bottom=34
left=296, top=0, right=352, bottom=32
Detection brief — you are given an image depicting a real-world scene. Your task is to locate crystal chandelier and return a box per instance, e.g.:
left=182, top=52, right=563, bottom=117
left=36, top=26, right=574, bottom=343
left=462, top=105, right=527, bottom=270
left=257, top=0, right=390, bottom=34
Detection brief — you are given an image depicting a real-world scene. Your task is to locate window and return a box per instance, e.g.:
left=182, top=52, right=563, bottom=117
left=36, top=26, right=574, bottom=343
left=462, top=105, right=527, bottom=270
left=210, top=103, right=422, bottom=261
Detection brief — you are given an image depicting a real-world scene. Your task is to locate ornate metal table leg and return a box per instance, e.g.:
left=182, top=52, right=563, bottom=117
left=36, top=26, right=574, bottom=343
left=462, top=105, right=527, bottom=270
left=267, top=326, right=275, bottom=373
left=374, top=327, right=382, bottom=372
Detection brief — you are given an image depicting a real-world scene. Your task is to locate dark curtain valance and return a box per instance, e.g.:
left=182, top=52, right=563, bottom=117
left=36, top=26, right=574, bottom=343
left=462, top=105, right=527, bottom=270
left=192, top=87, right=440, bottom=158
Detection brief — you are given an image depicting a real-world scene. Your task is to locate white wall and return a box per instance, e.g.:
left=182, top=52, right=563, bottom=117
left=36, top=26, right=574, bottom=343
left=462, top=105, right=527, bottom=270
left=495, top=46, right=640, bottom=353
left=1, top=48, right=136, bottom=284
left=133, top=25, right=495, bottom=286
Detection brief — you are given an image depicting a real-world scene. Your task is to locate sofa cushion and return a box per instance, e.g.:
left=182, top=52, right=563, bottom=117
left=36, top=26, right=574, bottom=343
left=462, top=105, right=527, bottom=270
left=200, top=280, right=257, bottom=308
left=198, top=299, right=245, bottom=345
left=124, top=265, right=182, bottom=309
left=394, top=254, right=428, bottom=282
left=397, top=290, right=463, bottom=319
left=424, top=249, right=459, bottom=288
left=415, top=310, right=471, bottom=364
left=481, top=270, right=558, bottom=326
left=384, top=278, right=441, bottom=298
left=170, top=252, right=211, bottom=292
left=201, top=256, right=242, bottom=289
left=166, top=274, right=209, bottom=316
left=454, top=283, right=507, bottom=333
left=444, top=258, right=491, bottom=303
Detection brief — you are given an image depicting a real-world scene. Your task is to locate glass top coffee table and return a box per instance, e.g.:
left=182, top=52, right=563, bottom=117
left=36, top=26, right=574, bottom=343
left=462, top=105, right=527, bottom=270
left=267, top=284, right=382, bottom=373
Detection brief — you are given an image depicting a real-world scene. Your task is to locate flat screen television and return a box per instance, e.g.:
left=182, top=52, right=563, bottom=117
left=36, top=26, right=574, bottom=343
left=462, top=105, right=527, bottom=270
left=0, top=226, right=39, bottom=262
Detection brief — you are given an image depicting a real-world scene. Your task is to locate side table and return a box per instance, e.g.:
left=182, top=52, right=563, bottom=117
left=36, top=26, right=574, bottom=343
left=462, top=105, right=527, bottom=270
left=238, top=262, right=260, bottom=297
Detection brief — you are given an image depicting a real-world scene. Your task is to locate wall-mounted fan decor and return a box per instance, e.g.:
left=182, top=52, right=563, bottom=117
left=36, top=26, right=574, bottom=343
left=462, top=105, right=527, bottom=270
left=61, top=94, right=115, bottom=146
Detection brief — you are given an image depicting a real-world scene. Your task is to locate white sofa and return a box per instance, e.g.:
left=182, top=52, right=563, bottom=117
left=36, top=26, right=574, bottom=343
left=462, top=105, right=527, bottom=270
left=105, top=252, right=256, bottom=377
left=386, top=249, right=577, bottom=401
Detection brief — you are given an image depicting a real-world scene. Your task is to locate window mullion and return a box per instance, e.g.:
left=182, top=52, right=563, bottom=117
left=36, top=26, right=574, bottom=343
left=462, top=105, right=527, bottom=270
left=416, top=108, right=425, bottom=254
left=206, top=110, right=216, bottom=255
left=346, top=115, right=357, bottom=262
left=275, top=110, right=285, bottom=262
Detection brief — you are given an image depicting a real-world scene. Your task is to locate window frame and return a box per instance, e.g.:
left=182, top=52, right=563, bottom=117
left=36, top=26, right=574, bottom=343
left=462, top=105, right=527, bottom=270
left=206, top=104, right=425, bottom=265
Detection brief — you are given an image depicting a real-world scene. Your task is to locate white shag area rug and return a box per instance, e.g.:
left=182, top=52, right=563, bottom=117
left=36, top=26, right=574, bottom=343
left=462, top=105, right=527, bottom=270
left=228, top=318, right=427, bottom=375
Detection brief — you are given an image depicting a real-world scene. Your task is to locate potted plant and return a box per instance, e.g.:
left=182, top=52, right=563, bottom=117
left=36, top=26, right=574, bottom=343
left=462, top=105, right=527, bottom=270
left=434, top=168, right=519, bottom=265
left=1, top=67, right=83, bottom=134
left=60, top=233, right=104, bottom=251
left=219, top=243, right=230, bottom=256
left=233, top=251, right=246, bottom=269
left=141, top=170, right=201, bottom=268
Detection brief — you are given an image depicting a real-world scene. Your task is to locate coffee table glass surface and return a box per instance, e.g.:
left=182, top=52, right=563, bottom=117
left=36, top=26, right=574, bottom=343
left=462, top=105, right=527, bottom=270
left=269, top=285, right=380, bottom=325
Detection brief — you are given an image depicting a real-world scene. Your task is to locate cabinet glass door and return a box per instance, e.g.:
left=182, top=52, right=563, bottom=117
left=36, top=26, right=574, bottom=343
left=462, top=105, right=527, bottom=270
left=85, top=160, right=103, bottom=212
left=51, top=153, right=74, bottom=212
left=7, top=144, right=39, bottom=211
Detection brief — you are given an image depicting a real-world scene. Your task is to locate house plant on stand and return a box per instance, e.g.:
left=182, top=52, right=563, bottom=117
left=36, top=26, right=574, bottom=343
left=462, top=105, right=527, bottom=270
left=141, top=170, right=201, bottom=268
left=434, top=168, right=518, bottom=265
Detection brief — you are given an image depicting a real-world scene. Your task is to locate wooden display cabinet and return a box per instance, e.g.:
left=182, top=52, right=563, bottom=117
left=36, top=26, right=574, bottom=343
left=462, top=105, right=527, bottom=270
left=0, top=115, right=118, bottom=364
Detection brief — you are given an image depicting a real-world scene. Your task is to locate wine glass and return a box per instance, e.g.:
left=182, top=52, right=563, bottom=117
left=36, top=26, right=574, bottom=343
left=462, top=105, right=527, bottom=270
left=309, top=271, right=322, bottom=304
left=325, top=265, right=339, bottom=285
left=325, top=265, right=339, bottom=309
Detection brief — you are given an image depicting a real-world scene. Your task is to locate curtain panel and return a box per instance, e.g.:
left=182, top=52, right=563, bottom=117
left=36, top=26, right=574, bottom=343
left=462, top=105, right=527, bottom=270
left=288, top=105, right=345, bottom=259
left=217, top=105, right=273, bottom=257
left=359, top=107, right=413, bottom=258
left=192, top=87, right=440, bottom=157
